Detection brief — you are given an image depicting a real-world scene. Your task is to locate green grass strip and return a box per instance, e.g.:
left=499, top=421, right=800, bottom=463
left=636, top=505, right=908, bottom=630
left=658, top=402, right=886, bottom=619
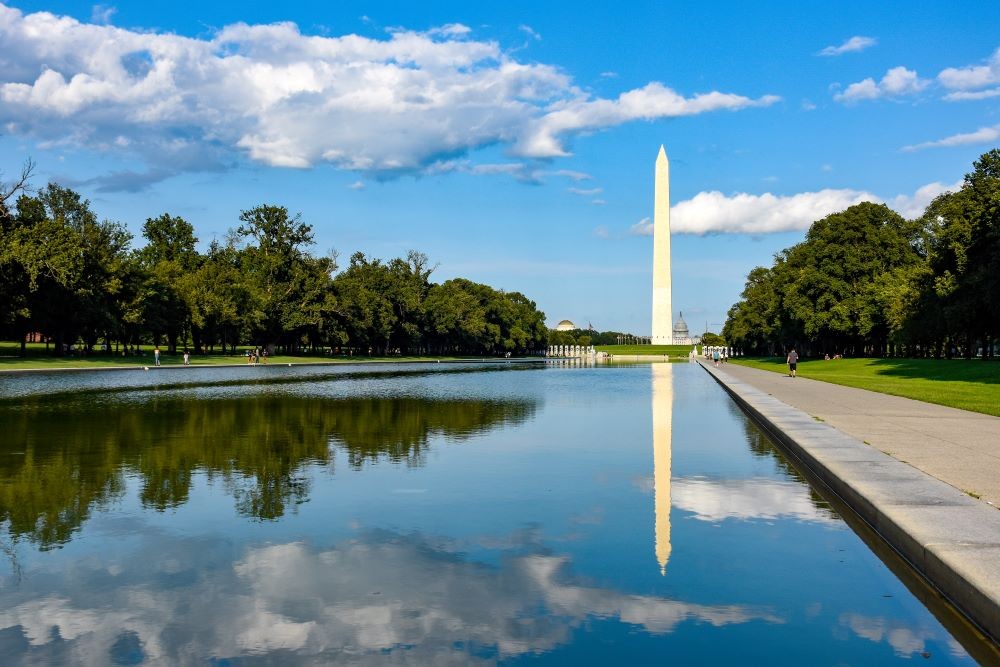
left=0, top=342, right=472, bottom=371
left=731, top=357, right=1000, bottom=417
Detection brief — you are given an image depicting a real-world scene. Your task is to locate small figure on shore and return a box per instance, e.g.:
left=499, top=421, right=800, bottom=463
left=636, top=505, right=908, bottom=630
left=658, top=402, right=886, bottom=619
left=154, top=347, right=161, bottom=367
left=262, top=348, right=268, bottom=365
left=183, top=350, right=190, bottom=365
left=246, top=349, right=252, bottom=365
left=712, top=348, right=720, bottom=367
left=824, top=353, right=830, bottom=361
left=787, top=347, right=798, bottom=377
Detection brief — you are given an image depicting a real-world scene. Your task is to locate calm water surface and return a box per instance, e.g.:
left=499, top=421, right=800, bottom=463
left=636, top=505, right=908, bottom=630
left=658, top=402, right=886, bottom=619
left=0, top=362, right=990, bottom=665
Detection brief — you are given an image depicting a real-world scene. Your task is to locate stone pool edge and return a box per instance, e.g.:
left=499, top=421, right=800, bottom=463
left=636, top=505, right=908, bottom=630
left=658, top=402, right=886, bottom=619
left=698, top=360, right=1000, bottom=645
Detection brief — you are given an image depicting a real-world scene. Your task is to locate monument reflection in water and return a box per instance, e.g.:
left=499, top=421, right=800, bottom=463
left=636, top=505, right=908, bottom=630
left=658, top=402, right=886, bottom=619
left=0, top=363, right=988, bottom=665
left=653, top=362, right=672, bottom=576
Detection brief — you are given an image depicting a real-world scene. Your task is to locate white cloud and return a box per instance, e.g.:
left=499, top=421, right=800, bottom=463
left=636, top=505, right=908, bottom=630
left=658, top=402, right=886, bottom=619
left=887, top=180, right=963, bottom=218
left=943, top=87, right=1000, bottom=101
left=833, top=46, right=1000, bottom=105
left=519, top=24, right=541, bottom=41
left=425, top=161, right=596, bottom=185
left=515, top=83, right=780, bottom=158
left=90, top=4, right=115, bottom=24
left=0, top=4, right=776, bottom=181
left=592, top=225, right=609, bottom=238
left=425, top=23, right=472, bottom=37
left=470, top=162, right=529, bottom=176
left=937, top=46, right=1000, bottom=90
left=670, top=189, right=875, bottom=234
left=567, top=186, right=602, bottom=196
left=629, top=217, right=653, bottom=236
left=901, top=124, right=1000, bottom=152
left=817, top=36, right=876, bottom=57
left=625, top=179, right=962, bottom=236
left=834, top=66, right=928, bottom=103
left=347, top=180, right=365, bottom=190
left=550, top=169, right=592, bottom=181
left=591, top=198, right=606, bottom=206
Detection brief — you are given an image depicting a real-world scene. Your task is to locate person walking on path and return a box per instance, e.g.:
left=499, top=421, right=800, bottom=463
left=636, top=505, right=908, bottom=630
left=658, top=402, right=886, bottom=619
left=183, top=350, right=190, bottom=365
left=787, top=347, right=798, bottom=377
left=712, top=348, right=720, bottom=367
left=154, top=347, right=161, bottom=367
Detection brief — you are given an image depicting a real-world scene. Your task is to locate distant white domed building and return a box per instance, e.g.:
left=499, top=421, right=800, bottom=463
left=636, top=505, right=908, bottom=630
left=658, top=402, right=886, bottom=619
left=672, top=312, right=700, bottom=345
left=555, top=319, right=577, bottom=332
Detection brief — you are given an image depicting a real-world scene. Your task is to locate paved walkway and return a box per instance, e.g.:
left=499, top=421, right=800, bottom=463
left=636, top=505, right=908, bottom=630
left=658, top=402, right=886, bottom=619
left=717, top=361, right=1000, bottom=508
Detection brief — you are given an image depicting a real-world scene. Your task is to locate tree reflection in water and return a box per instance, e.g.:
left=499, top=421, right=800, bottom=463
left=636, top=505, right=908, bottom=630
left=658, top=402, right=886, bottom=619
left=0, top=394, right=536, bottom=549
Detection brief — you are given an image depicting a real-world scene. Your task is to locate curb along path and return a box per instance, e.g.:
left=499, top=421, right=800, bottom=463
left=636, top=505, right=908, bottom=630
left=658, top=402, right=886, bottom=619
left=699, top=360, right=1000, bottom=645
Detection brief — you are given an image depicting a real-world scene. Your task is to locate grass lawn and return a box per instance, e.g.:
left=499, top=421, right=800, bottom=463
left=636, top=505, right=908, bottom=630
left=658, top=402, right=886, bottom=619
left=731, top=356, right=1000, bottom=417
left=595, top=344, right=694, bottom=356
left=0, top=342, right=460, bottom=371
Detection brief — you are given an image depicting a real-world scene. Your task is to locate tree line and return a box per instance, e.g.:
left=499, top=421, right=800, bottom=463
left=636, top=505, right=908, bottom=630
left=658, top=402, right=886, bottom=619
left=723, top=150, right=1000, bottom=359
left=0, top=172, right=548, bottom=357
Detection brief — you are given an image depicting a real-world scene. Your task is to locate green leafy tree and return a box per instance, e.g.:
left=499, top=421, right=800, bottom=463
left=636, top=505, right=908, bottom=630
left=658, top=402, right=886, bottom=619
left=920, top=150, right=1000, bottom=358
left=138, top=214, right=199, bottom=353
left=236, top=204, right=319, bottom=351
left=425, top=278, right=489, bottom=353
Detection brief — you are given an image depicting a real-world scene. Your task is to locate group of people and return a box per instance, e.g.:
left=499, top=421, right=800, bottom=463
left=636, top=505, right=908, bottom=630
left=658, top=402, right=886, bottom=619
left=246, top=348, right=268, bottom=365
left=703, top=345, right=731, bottom=367
left=153, top=347, right=191, bottom=366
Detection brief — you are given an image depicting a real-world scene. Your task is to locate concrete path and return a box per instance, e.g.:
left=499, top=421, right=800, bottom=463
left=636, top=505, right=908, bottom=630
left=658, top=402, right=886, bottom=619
left=699, top=360, right=1000, bottom=644
left=716, top=361, right=1000, bottom=508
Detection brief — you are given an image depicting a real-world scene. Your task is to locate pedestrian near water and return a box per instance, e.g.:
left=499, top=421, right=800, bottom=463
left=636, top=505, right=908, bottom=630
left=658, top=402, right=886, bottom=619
left=183, top=350, right=190, bottom=365
left=154, top=347, right=161, bottom=367
left=787, top=347, right=799, bottom=377
left=712, top=348, right=720, bottom=367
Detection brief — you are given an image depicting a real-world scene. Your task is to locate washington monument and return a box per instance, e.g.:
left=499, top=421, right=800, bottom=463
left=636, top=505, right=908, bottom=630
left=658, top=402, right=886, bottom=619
left=651, top=146, right=672, bottom=344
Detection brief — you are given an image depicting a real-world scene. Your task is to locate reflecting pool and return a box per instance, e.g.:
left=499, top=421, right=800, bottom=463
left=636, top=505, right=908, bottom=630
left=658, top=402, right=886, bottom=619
left=0, top=362, right=992, bottom=664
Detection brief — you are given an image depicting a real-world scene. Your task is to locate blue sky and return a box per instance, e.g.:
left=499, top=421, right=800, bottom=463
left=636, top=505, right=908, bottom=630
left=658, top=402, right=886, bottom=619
left=2, top=1, right=999, bottom=334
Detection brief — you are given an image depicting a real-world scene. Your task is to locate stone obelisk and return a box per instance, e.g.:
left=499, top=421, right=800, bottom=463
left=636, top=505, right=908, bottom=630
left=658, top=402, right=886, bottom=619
left=651, top=146, right=672, bottom=345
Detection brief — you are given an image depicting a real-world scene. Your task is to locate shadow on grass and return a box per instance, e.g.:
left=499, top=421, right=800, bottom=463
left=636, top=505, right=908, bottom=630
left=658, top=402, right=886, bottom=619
left=864, top=358, right=1000, bottom=385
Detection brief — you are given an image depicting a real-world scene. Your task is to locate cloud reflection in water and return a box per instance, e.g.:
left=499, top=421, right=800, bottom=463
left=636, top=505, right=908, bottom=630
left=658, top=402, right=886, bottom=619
left=672, top=477, right=840, bottom=524
left=0, top=531, right=781, bottom=664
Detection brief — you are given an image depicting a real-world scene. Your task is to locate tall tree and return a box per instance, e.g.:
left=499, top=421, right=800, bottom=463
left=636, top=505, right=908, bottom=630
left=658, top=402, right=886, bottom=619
left=138, top=214, right=199, bottom=353
left=922, top=149, right=1000, bottom=358
left=236, top=204, right=317, bottom=351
